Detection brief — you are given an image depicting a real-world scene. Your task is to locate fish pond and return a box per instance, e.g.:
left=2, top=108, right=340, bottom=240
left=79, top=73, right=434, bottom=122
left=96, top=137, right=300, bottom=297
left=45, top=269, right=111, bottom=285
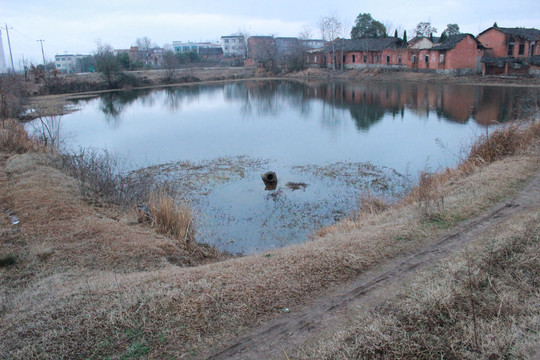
left=37, top=80, right=539, bottom=254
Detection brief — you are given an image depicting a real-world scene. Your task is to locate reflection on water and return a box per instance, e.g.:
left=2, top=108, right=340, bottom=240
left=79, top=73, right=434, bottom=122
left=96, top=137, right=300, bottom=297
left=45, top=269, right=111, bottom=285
left=62, top=80, right=538, bottom=254
left=73, top=80, right=540, bottom=128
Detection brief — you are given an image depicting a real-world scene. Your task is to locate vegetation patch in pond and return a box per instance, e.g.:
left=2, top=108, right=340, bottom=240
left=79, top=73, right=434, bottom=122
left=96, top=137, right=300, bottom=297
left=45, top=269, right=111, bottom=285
left=292, top=161, right=407, bottom=195
left=129, top=155, right=271, bottom=195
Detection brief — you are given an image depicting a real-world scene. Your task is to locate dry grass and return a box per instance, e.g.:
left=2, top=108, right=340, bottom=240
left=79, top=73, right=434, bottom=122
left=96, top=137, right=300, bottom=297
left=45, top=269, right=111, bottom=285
left=468, top=121, right=540, bottom=166
left=0, top=119, right=39, bottom=154
left=147, top=191, right=196, bottom=248
left=0, top=120, right=539, bottom=358
left=295, top=210, right=539, bottom=360
left=356, top=191, right=389, bottom=217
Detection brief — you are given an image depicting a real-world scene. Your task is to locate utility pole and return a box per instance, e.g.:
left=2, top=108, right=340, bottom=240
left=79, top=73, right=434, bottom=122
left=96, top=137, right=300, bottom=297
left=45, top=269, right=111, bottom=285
left=37, top=39, right=46, bottom=69
left=4, top=24, right=15, bottom=72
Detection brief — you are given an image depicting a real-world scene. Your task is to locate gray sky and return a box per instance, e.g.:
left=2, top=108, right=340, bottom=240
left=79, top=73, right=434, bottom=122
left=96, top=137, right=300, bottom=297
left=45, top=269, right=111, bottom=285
left=1, top=0, right=538, bottom=68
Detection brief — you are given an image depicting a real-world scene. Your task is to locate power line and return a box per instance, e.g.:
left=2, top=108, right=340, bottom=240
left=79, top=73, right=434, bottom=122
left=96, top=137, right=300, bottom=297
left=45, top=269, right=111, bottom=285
left=11, top=27, right=37, bottom=42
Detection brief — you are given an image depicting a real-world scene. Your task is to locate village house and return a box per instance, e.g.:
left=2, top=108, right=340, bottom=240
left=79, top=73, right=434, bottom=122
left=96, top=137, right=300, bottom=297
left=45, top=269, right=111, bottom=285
left=220, top=36, right=245, bottom=57
left=477, top=26, right=540, bottom=58
left=306, top=37, right=407, bottom=69
left=307, top=33, right=484, bottom=75
left=54, top=54, right=89, bottom=73
left=411, top=34, right=485, bottom=75
left=477, top=26, right=540, bottom=76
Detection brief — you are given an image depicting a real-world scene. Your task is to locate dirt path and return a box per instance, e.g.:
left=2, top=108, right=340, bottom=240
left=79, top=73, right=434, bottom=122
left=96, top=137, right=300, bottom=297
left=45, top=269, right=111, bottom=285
left=207, top=170, right=540, bottom=360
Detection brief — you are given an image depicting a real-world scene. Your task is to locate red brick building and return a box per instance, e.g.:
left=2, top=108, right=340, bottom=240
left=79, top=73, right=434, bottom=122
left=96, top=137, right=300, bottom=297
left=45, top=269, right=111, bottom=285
left=477, top=26, right=540, bottom=58
left=307, top=34, right=483, bottom=75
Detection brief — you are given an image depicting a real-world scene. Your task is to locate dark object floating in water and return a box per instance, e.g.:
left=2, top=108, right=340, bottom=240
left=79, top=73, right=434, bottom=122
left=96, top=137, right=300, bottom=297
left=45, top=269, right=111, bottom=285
left=286, top=182, right=308, bottom=191
left=261, top=171, right=278, bottom=190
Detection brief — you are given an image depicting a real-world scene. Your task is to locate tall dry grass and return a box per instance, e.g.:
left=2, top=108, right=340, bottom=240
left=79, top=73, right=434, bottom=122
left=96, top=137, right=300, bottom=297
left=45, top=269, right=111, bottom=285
left=467, top=121, right=540, bottom=166
left=146, top=191, right=196, bottom=248
left=0, top=119, right=38, bottom=154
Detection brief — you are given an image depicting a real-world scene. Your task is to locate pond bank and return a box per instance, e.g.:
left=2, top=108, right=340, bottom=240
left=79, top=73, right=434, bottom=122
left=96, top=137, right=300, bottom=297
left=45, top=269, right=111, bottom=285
left=1, top=117, right=539, bottom=358
left=24, top=67, right=540, bottom=120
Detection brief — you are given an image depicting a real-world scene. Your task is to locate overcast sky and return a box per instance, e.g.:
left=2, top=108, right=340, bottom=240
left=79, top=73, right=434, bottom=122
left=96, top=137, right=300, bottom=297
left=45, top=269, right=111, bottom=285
left=1, top=0, right=538, bottom=68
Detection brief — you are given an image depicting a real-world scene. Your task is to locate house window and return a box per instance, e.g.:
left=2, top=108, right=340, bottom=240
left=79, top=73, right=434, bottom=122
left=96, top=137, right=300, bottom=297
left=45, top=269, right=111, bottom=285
left=375, top=55, right=379, bottom=62
left=398, top=55, right=402, bottom=63
left=386, top=55, right=390, bottom=63
left=314, top=56, right=317, bottom=63
left=519, top=42, right=525, bottom=55
left=343, top=55, right=346, bottom=63
left=439, top=54, right=444, bottom=63
left=363, top=55, right=367, bottom=62
left=508, top=42, right=514, bottom=56
left=412, top=55, right=416, bottom=63
left=352, top=54, right=355, bottom=63
left=425, top=55, right=429, bottom=63
left=531, top=43, right=536, bottom=56
left=225, top=39, right=229, bottom=43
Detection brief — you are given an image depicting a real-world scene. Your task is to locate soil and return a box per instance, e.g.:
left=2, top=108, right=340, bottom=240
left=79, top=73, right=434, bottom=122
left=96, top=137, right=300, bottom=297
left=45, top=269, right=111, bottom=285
left=206, top=168, right=540, bottom=359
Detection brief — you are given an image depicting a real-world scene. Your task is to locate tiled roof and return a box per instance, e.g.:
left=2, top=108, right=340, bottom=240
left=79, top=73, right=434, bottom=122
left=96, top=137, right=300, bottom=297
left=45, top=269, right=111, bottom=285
left=432, top=34, right=484, bottom=50
left=409, top=36, right=441, bottom=44
left=497, top=27, right=540, bottom=41
left=479, top=27, right=540, bottom=41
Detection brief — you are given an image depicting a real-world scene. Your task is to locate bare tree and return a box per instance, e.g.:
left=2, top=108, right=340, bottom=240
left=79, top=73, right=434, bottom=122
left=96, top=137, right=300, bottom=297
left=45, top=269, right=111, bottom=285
left=385, top=22, right=404, bottom=39
left=135, top=36, right=157, bottom=51
left=414, top=22, right=438, bottom=37
left=161, top=50, right=179, bottom=82
left=318, top=16, right=343, bottom=70
left=299, top=25, right=313, bottom=40
left=234, top=29, right=251, bottom=59
left=318, top=16, right=342, bottom=41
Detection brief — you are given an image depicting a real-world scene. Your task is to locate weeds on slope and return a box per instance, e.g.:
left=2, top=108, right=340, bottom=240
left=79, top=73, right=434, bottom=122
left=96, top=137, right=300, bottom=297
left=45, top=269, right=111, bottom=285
left=296, top=211, right=539, bottom=360
left=0, top=116, right=200, bottom=250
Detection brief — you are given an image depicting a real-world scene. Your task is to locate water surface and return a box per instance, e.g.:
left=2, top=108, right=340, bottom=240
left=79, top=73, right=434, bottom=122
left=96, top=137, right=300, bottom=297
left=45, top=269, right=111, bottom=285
left=45, top=80, right=539, bottom=253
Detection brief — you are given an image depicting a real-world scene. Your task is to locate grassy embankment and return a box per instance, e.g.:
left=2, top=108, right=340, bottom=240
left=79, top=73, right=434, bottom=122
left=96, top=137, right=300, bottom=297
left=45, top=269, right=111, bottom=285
left=295, top=124, right=540, bottom=359
left=0, top=108, right=539, bottom=357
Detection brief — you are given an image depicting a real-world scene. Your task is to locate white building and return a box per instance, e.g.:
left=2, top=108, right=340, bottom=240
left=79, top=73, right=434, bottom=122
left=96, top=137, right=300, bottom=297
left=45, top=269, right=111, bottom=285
left=220, top=36, right=245, bottom=57
left=172, top=41, right=221, bottom=54
left=54, top=54, right=88, bottom=73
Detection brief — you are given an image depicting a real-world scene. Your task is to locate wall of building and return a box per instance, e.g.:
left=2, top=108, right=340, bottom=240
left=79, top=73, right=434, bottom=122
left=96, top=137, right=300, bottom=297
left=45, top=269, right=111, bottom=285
left=477, top=29, right=508, bottom=57
left=444, top=36, right=482, bottom=70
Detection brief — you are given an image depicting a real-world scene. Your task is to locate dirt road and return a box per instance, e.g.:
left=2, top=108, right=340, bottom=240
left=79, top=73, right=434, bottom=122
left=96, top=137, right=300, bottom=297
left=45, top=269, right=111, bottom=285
left=208, top=170, right=540, bottom=359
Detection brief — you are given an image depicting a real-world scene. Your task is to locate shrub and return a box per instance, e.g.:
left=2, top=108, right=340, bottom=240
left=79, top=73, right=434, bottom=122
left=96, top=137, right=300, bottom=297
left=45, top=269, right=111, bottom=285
left=413, top=171, right=445, bottom=220
left=356, top=191, right=389, bottom=217
left=148, top=191, right=196, bottom=248
left=0, top=119, right=36, bottom=153
left=467, top=121, right=540, bottom=166
left=0, top=254, right=16, bottom=267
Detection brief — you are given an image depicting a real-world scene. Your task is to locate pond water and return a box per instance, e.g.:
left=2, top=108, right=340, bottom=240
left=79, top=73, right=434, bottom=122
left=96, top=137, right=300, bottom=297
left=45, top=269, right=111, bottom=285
left=38, top=80, right=539, bottom=254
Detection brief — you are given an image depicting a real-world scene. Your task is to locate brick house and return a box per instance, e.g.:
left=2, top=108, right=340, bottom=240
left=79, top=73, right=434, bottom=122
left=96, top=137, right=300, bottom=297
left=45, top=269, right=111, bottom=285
left=307, top=34, right=483, bottom=75
left=477, top=26, right=540, bottom=76
left=477, top=26, right=540, bottom=58
left=306, top=38, right=407, bottom=69
left=413, top=34, right=485, bottom=75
